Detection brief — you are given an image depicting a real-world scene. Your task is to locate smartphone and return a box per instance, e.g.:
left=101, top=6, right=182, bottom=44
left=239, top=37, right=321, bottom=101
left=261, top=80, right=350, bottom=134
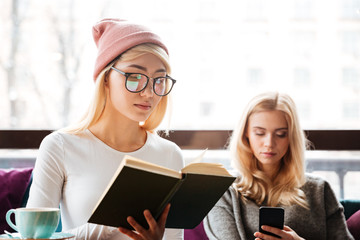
left=259, top=206, right=284, bottom=238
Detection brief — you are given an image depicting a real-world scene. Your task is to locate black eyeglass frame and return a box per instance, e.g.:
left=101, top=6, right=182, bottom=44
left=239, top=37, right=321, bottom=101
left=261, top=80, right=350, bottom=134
left=110, top=67, right=176, bottom=96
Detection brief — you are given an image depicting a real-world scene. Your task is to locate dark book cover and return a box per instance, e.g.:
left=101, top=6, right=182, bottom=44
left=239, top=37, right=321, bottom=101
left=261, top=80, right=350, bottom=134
left=88, top=157, right=236, bottom=229
left=88, top=166, right=181, bottom=229
left=166, top=173, right=236, bottom=228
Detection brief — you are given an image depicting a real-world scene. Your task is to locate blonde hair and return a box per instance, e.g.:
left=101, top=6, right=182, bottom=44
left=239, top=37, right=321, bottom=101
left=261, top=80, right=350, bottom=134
left=230, top=92, right=309, bottom=208
left=62, top=43, right=171, bottom=134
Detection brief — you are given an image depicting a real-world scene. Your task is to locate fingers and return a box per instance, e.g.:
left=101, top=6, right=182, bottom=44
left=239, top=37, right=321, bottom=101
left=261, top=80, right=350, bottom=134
left=254, top=225, right=283, bottom=240
left=143, top=209, right=157, bottom=230
left=262, top=225, right=284, bottom=236
left=119, top=215, right=151, bottom=240
left=118, top=206, right=169, bottom=240
left=158, top=204, right=171, bottom=227
left=255, top=225, right=303, bottom=240
left=283, top=225, right=293, bottom=231
left=118, top=218, right=143, bottom=240
left=144, top=203, right=170, bottom=231
left=254, top=231, right=280, bottom=240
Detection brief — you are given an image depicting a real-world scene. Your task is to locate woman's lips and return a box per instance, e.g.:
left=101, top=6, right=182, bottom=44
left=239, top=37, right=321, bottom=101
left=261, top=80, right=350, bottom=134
left=135, top=103, right=151, bottom=110
left=261, top=152, right=276, bottom=157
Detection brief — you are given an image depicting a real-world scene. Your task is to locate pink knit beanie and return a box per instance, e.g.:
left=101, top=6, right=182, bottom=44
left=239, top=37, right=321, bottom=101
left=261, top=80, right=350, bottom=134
left=92, top=18, right=169, bottom=81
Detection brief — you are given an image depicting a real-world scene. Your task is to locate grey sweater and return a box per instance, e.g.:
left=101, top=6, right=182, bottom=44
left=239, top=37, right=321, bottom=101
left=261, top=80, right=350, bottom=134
left=204, top=174, right=354, bottom=240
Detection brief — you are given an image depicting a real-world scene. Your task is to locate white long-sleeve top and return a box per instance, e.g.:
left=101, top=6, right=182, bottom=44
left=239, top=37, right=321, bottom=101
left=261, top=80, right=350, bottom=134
left=27, top=130, right=184, bottom=240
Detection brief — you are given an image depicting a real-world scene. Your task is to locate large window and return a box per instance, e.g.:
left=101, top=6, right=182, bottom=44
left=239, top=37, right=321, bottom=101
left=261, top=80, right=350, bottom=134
left=1, top=0, right=359, bottom=130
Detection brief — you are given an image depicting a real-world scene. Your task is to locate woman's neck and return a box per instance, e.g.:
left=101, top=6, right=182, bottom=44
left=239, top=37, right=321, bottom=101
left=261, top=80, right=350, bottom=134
left=261, top=163, right=281, bottom=181
left=89, top=113, right=147, bottom=153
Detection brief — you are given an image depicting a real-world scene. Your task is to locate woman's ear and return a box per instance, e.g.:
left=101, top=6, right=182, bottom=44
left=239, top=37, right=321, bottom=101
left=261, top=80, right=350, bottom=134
left=104, top=71, right=110, bottom=86
left=244, top=128, right=250, bottom=144
left=244, top=127, right=249, bottom=138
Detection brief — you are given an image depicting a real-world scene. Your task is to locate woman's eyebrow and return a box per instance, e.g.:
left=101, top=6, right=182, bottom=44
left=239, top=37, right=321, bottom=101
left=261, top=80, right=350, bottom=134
left=252, top=126, right=265, bottom=130
left=126, top=64, right=166, bottom=73
left=275, top=128, right=288, bottom=131
left=127, top=64, right=147, bottom=71
left=252, top=127, right=288, bottom=131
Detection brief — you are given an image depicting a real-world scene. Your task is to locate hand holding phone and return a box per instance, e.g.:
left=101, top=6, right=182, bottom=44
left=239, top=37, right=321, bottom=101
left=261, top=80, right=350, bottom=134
left=259, top=207, right=284, bottom=238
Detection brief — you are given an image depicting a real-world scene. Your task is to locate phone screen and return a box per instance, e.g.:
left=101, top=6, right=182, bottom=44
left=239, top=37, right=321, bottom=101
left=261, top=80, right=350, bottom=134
left=259, top=207, right=284, bottom=238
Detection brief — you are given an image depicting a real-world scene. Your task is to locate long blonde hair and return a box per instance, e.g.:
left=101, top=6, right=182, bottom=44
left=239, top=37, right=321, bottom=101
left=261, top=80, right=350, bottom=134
left=62, top=43, right=171, bottom=134
left=230, top=92, right=309, bottom=208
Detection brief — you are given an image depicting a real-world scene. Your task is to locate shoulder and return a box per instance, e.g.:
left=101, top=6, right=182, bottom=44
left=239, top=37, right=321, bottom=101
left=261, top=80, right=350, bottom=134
left=303, top=173, right=342, bottom=211
left=40, top=131, right=64, bottom=150
left=304, top=172, right=325, bottom=183
left=41, top=130, right=87, bottom=147
left=39, top=130, right=93, bottom=155
left=302, top=173, right=337, bottom=199
left=302, top=173, right=331, bottom=192
left=36, top=131, right=77, bottom=168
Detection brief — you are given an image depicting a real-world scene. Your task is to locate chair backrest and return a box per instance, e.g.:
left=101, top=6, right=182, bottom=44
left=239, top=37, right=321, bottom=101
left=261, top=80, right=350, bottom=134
left=340, top=199, right=360, bottom=220
left=184, top=221, right=209, bottom=240
left=0, top=168, right=62, bottom=233
left=0, top=168, right=33, bottom=233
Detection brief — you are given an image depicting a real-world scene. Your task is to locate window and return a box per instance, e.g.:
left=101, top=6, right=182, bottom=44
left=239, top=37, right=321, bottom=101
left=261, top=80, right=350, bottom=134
left=341, top=0, right=360, bottom=19
left=291, top=31, right=316, bottom=57
left=341, top=31, right=360, bottom=56
left=200, top=102, right=214, bottom=117
left=343, top=68, right=360, bottom=88
left=245, top=0, right=266, bottom=20
left=1, top=0, right=358, bottom=130
left=247, top=68, right=263, bottom=86
left=297, top=101, right=311, bottom=121
left=197, top=0, right=219, bottom=22
left=294, top=68, right=311, bottom=86
left=343, top=101, right=360, bottom=119
left=293, top=0, right=313, bottom=19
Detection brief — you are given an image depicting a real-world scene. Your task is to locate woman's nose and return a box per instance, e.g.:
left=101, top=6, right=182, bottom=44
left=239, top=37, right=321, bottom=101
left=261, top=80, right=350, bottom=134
left=264, top=134, right=275, bottom=148
left=140, top=81, right=154, bottom=97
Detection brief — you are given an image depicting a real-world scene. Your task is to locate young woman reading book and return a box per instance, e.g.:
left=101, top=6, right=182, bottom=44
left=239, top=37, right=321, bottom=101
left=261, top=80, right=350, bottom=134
left=27, top=18, right=184, bottom=240
left=204, top=92, right=354, bottom=240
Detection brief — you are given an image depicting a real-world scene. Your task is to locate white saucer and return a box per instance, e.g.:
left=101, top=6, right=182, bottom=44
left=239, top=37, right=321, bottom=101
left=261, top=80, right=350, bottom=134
left=0, top=232, right=74, bottom=239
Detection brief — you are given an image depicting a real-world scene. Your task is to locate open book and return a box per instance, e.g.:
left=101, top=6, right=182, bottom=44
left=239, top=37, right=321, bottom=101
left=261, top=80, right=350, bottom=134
left=88, top=151, right=236, bottom=229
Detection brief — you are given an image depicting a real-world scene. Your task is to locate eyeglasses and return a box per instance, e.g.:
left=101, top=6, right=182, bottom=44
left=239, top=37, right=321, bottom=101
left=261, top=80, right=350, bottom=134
left=110, top=67, right=176, bottom=96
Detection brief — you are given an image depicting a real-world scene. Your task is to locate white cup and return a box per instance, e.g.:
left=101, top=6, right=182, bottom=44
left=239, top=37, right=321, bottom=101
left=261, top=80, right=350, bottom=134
left=6, top=207, right=60, bottom=239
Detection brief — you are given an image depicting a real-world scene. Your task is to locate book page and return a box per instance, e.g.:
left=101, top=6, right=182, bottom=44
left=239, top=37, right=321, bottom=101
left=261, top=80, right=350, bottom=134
left=181, top=162, right=232, bottom=176
left=181, top=150, right=233, bottom=176
left=124, top=155, right=182, bottom=179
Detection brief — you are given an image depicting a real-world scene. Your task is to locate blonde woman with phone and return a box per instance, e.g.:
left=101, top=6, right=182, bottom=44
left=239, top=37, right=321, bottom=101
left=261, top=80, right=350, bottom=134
left=204, top=92, right=353, bottom=240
